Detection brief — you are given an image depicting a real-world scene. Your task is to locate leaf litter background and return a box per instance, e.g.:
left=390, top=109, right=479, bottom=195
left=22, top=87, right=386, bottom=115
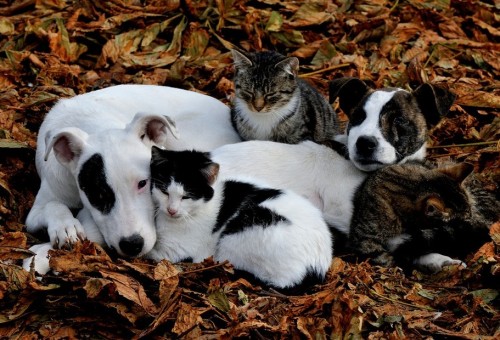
left=0, top=0, right=499, bottom=338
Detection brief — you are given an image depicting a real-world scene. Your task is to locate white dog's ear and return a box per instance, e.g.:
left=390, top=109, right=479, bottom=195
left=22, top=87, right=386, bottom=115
left=128, top=113, right=180, bottom=145
left=44, top=127, right=89, bottom=170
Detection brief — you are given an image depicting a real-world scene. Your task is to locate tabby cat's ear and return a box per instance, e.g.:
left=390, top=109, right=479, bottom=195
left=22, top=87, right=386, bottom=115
left=437, top=163, right=473, bottom=184
left=231, top=49, right=253, bottom=67
left=275, top=57, right=299, bottom=77
left=329, top=77, right=371, bottom=118
left=202, top=162, right=220, bottom=186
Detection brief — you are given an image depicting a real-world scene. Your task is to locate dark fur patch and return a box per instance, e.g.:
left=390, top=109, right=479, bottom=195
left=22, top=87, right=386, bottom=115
left=78, top=154, right=116, bottom=214
left=215, top=181, right=288, bottom=234
left=150, top=149, right=215, bottom=201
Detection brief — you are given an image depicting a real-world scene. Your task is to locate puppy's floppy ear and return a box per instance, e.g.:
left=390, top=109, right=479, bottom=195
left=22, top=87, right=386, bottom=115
left=437, top=162, right=473, bottom=184
left=413, top=83, right=456, bottom=128
left=44, top=127, right=89, bottom=171
left=231, top=49, right=253, bottom=68
left=127, top=112, right=180, bottom=146
left=329, top=77, right=371, bottom=118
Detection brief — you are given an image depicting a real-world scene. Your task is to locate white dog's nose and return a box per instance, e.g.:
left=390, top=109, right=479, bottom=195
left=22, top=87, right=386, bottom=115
left=119, top=234, right=144, bottom=257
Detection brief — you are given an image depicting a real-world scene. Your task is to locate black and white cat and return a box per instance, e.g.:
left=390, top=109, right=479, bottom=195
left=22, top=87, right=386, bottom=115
left=146, top=147, right=333, bottom=290
left=231, top=49, right=338, bottom=144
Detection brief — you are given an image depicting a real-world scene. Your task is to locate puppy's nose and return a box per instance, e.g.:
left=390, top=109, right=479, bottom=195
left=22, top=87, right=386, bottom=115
left=119, top=234, right=144, bottom=257
left=356, top=136, right=378, bottom=156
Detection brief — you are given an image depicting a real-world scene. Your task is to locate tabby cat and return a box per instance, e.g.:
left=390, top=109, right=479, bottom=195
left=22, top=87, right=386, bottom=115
left=146, top=147, right=333, bottom=289
left=230, top=49, right=338, bottom=144
left=348, top=161, right=499, bottom=273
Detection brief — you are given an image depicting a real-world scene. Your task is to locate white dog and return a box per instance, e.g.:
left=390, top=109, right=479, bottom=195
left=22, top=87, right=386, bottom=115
left=25, top=85, right=241, bottom=264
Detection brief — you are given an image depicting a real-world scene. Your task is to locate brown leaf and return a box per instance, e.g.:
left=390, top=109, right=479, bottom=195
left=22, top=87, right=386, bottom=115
left=99, top=269, right=159, bottom=315
left=172, top=302, right=206, bottom=335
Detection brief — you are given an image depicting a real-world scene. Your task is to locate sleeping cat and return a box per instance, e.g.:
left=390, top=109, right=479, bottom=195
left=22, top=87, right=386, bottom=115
left=348, top=161, right=499, bottom=273
left=146, top=147, right=333, bottom=290
left=230, top=49, right=338, bottom=144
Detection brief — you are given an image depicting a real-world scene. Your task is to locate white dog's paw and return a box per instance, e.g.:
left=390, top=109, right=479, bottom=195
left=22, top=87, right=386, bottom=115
left=22, top=243, right=53, bottom=275
left=48, top=216, right=86, bottom=248
left=414, top=253, right=466, bottom=273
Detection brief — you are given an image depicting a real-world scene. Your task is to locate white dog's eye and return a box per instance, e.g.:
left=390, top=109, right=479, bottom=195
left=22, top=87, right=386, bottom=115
left=138, top=179, right=148, bottom=189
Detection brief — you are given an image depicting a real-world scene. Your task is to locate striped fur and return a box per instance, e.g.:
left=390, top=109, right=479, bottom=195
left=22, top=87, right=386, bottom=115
left=349, top=161, right=499, bottom=272
left=231, top=50, right=338, bottom=144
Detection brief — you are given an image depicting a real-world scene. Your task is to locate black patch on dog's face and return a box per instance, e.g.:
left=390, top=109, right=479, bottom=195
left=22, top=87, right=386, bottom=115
left=379, top=91, right=427, bottom=161
left=78, top=153, right=116, bottom=214
left=215, top=181, right=288, bottom=234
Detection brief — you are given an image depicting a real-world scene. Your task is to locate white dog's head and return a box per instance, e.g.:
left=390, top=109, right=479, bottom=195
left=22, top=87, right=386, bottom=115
left=330, top=78, right=456, bottom=172
left=44, top=112, right=179, bottom=257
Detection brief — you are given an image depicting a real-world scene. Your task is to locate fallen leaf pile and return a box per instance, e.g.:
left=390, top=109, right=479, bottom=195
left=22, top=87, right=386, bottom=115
left=0, top=0, right=498, bottom=337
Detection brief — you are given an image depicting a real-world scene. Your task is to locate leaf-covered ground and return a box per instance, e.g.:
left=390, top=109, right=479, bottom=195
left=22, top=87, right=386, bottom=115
left=0, top=0, right=499, bottom=338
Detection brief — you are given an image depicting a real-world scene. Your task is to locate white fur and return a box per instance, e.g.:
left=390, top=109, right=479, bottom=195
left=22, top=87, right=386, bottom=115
left=413, top=253, right=466, bottom=273
left=348, top=89, right=406, bottom=171
left=147, top=175, right=332, bottom=289
left=26, top=85, right=240, bottom=260
left=387, top=234, right=412, bottom=252
left=211, top=140, right=367, bottom=234
left=233, top=93, right=299, bottom=140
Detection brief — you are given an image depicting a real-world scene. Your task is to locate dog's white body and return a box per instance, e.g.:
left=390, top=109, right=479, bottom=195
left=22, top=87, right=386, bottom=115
left=212, top=140, right=367, bottom=234
left=25, top=85, right=241, bottom=259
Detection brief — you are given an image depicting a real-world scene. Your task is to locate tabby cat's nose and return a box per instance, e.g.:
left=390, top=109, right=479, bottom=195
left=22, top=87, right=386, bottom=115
left=253, top=97, right=265, bottom=111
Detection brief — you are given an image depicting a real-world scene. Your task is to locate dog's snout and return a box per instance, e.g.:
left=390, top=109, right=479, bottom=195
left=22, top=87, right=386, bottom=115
left=356, top=136, right=378, bottom=156
left=119, top=234, right=144, bottom=257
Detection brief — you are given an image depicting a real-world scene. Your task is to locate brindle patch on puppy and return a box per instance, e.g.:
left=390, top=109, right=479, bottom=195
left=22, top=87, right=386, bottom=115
left=330, top=78, right=455, bottom=172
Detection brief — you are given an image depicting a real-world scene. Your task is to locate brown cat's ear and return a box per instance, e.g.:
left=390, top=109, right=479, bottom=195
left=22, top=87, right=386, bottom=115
left=202, top=162, right=220, bottom=186
left=275, top=57, right=299, bottom=77
left=424, top=195, right=446, bottom=218
left=231, top=49, right=253, bottom=67
left=437, top=163, right=473, bottom=184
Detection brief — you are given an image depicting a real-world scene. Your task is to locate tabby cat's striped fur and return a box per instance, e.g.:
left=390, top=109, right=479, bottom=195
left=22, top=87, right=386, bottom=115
left=231, top=50, right=338, bottom=144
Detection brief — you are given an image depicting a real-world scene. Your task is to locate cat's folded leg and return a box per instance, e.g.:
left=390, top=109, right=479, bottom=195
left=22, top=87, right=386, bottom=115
left=413, top=253, right=466, bottom=273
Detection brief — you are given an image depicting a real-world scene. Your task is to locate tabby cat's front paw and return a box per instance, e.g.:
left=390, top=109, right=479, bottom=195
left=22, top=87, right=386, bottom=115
left=413, top=253, right=466, bottom=273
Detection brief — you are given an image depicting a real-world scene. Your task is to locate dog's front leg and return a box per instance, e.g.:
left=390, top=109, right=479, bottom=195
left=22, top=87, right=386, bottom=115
left=76, top=208, right=105, bottom=246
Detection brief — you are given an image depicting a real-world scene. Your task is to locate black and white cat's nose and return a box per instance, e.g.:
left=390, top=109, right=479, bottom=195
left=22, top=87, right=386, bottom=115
left=356, top=136, right=378, bottom=156
left=119, top=234, right=144, bottom=257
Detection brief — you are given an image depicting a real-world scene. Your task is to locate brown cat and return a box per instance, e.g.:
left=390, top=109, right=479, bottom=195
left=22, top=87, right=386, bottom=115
left=348, top=161, right=499, bottom=273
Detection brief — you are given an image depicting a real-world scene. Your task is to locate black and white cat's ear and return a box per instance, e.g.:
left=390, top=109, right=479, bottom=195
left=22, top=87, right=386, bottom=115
left=201, top=161, right=220, bottom=186
left=231, top=49, right=253, bottom=68
left=150, top=145, right=165, bottom=163
left=275, top=57, right=299, bottom=77
left=437, top=162, right=474, bottom=184
left=413, top=83, right=456, bottom=128
left=329, top=77, right=371, bottom=117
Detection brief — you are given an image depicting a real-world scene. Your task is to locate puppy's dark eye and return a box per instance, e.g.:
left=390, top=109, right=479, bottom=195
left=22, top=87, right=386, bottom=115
left=138, top=179, right=148, bottom=189
left=182, top=195, right=191, bottom=200
left=394, top=116, right=408, bottom=127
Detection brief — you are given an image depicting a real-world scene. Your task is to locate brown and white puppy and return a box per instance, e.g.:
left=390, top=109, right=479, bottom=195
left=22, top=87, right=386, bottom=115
left=330, top=78, right=456, bottom=172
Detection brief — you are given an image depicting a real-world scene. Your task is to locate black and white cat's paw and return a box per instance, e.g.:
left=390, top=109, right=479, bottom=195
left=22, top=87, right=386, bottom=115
left=413, top=253, right=466, bottom=273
